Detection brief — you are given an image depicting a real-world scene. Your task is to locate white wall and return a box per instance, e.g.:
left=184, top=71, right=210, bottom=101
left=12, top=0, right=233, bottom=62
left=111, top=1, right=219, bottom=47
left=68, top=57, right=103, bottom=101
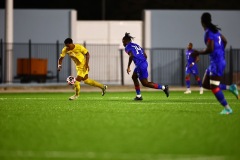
left=76, top=21, right=142, bottom=46
left=0, top=9, right=77, bottom=43
left=144, top=10, right=240, bottom=49
left=74, top=21, right=143, bottom=85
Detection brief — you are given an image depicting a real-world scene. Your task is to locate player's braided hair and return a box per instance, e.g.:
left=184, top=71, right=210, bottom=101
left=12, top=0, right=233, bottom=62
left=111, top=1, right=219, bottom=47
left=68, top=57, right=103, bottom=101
left=201, top=12, right=221, bottom=33
left=123, top=32, right=134, bottom=41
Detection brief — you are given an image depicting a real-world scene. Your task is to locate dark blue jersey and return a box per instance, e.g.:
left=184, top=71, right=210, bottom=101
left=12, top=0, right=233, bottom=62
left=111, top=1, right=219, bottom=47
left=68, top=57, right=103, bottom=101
left=204, top=29, right=225, bottom=63
left=186, top=49, right=196, bottom=66
left=125, top=42, right=146, bottom=67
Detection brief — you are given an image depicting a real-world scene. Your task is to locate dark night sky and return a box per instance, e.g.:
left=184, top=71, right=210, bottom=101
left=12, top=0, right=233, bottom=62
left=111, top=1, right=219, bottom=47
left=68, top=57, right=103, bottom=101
left=0, top=0, right=240, bottom=20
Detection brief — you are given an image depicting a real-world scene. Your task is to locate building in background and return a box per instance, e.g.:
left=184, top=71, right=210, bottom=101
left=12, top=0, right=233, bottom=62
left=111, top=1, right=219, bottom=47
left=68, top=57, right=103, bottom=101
left=0, top=9, right=240, bottom=85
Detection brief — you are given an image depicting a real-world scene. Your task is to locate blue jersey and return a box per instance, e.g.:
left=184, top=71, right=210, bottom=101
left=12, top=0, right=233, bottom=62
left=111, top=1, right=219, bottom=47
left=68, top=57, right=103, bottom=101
left=125, top=42, right=147, bottom=68
left=185, top=49, right=199, bottom=75
left=204, top=28, right=226, bottom=77
left=186, top=49, right=196, bottom=67
left=204, top=29, right=225, bottom=64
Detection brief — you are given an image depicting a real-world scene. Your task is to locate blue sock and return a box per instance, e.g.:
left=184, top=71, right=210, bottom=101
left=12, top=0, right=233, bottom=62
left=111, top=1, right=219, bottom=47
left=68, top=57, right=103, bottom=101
left=219, top=84, right=227, bottom=90
left=197, top=78, right=202, bottom=87
left=185, top=77, right=190, bottom=88
left=212, top=87, right=228, bottom=106
left=135, top=85, right=141, bottom=95
left=153, top=83, right=163, bottom=89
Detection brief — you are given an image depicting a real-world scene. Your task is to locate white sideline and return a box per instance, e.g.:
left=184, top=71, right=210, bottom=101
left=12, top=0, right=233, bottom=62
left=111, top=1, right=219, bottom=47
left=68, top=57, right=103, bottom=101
left=0, top=150, right=225, bottom=160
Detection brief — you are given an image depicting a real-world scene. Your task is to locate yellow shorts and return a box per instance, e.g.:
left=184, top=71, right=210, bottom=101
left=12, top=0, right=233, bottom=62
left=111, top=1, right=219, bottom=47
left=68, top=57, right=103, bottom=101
left=76, top=66, right=89, bottom=78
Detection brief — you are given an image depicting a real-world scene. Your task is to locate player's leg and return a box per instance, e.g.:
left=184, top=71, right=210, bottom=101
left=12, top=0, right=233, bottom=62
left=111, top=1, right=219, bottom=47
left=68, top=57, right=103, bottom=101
left=184, top=74, right=191, bottom=94
left=210, top=76, right=232, bottom=114
left=194, top=75, right=203, bottom=94
left=208, top=63, right=232, bottom=114
left=191, top=65, right=203, bottom=94
left=229, top=84, right=239, bottom=99
left=83, top=74, right=107, bottom=96
left=69, top=75, right=83, bottom=100
left=219, top=83, right=238, bottom=98
left=138, top=65, right=169, bottom=97
left=184, top=67, right=191, bottom=94
left=132, top=71, right=142, bottom=100
left=139, top=79, right=169, bottom=97
left=219, top=83, right=239, bottom=99
left=202, top=69, right=210, bottom=90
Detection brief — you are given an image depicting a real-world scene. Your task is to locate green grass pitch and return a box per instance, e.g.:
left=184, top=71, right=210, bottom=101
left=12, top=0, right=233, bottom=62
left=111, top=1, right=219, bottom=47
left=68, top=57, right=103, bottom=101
left=0, top=90, right=240, bottom=160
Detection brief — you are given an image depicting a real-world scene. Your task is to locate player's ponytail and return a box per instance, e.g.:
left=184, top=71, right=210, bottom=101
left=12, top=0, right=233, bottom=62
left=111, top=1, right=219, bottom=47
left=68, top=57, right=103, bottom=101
left=123, top=32, right=134, bottom=41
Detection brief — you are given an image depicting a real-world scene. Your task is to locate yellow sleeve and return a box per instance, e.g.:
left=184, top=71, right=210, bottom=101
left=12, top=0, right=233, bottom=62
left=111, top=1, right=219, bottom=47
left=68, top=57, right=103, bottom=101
left=60, top=47, right=67, bottom=57
left=80, top=45, right=88, bottom=55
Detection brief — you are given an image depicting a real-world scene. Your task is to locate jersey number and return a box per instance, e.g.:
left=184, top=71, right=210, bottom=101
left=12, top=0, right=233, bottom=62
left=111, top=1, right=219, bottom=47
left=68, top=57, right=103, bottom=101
left=218, top=36, right=221, bottom=45
left=133, top=46, right=142, bottom=54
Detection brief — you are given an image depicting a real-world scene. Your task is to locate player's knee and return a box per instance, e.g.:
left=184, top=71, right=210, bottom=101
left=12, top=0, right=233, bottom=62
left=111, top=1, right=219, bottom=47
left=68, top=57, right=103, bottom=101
left=141, top=81, right=148, bottom=87
left=195, top=76, right=200, bottom=81
left=211, top=87, right=220, bottom=94
left=84, top=79, right=90, bottom=84
left=142, top=83, right=147, bottom=87
left=132, top=76, right=137, bottom=80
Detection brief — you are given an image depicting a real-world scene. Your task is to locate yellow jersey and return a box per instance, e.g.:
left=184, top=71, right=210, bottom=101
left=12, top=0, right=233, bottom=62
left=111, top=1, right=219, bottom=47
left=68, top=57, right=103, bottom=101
left=60, top=44, right=88, bottom=67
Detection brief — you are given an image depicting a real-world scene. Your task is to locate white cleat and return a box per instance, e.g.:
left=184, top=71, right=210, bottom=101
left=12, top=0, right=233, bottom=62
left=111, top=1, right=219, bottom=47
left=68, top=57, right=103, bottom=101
left=69, top=95, right=79, bottom=100
left=184, top=89, right=191, bottom=94
left=200, top=87, right=204, bottom=94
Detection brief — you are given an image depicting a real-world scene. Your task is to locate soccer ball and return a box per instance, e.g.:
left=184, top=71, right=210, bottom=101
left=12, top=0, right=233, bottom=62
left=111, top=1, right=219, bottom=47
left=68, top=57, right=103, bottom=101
left=66, top=76, right=76, bottom=85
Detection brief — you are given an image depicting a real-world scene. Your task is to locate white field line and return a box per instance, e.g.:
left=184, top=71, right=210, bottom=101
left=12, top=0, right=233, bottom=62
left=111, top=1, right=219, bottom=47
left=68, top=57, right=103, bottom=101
left=0, top=150, right=225, bottom=160
left=0, top=97, right=238, bottom=100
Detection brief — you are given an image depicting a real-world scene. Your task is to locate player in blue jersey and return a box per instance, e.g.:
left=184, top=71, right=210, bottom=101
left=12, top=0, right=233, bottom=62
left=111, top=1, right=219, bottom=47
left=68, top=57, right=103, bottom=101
left=184, top=42, right=203, bottom=94
left=192, top=12, right=239, bottom=114
left=122, top=32, right=169, bottom=100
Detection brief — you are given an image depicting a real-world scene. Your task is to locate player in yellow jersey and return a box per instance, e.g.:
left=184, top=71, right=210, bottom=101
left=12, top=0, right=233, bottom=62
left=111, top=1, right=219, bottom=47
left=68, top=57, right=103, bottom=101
left=57, top=38, right=107, bottom=100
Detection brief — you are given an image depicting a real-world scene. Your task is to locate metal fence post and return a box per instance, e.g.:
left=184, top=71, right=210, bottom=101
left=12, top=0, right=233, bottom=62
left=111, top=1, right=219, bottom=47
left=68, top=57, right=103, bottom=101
left=181, top=49, right=185, bottom=86
left=229, top=46, right=233, bottom=84
left=28, top=39, right=32, bottom=82
left=120, top=49, right=124, bottom=85
left=56, top=40, right=59, bottom=82
left=0, top=39, right=2, bottom=83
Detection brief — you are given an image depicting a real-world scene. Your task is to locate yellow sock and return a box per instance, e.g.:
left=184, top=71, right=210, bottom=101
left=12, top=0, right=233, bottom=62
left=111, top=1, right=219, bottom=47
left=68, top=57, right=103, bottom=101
left=74, top=81, right=80, bottom=96
left=84, top=78, right=103, bottom=89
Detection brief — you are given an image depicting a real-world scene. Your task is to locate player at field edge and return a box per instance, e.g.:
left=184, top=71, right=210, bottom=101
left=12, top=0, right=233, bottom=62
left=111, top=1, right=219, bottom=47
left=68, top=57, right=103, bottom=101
left=184, top=42, right=203, bottom=94
left=191, top=12, right=239, bottom=114
left=57, top=38, right=107, bottom=100
left=122, top=32, right=169, bottom=100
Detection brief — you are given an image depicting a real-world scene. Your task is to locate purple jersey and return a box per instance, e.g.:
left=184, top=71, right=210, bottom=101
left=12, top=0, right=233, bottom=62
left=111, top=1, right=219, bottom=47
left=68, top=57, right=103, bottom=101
left=186, top=49, right=196, bottom=67
left=125, top=42, right=146, bottom=68
left=204, top=28, right=226, bottom=76
left=204, top=29, right=225, bottom=63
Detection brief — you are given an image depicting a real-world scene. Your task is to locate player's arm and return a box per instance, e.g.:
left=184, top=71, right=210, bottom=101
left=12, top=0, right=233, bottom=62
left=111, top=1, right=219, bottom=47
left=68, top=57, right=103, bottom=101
left=192, top=39, right=214, bottom=57
left=221, top=34, right=227, bottom=49
left=57, top=57, right=64, bottom=71
left=190, top=55, right=199, bottom=67
left=127, top=51, right=133, bottom=74
left=144, top=52, right=147, bottom=59
left=196, top=55, right=199, bottom=62
left=195, top=56, right=200, bottom=62
left=200, top=39, right=214, bottom=55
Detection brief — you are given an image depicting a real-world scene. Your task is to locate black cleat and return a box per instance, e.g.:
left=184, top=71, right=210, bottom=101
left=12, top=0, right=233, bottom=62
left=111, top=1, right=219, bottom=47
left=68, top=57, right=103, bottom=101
left=163, top=85, right=169, bottom=97
left=134, top=96, right=143, bottom=100
left=102, top=85, right=107, bottom=96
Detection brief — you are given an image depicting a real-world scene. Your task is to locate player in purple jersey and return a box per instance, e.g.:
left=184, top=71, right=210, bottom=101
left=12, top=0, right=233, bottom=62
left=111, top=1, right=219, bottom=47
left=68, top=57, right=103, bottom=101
left=122, top=32, right=169, bottom=100
left=184, top=42, right=203, bottom=94
left=192, top=12, right=239, bottom=115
